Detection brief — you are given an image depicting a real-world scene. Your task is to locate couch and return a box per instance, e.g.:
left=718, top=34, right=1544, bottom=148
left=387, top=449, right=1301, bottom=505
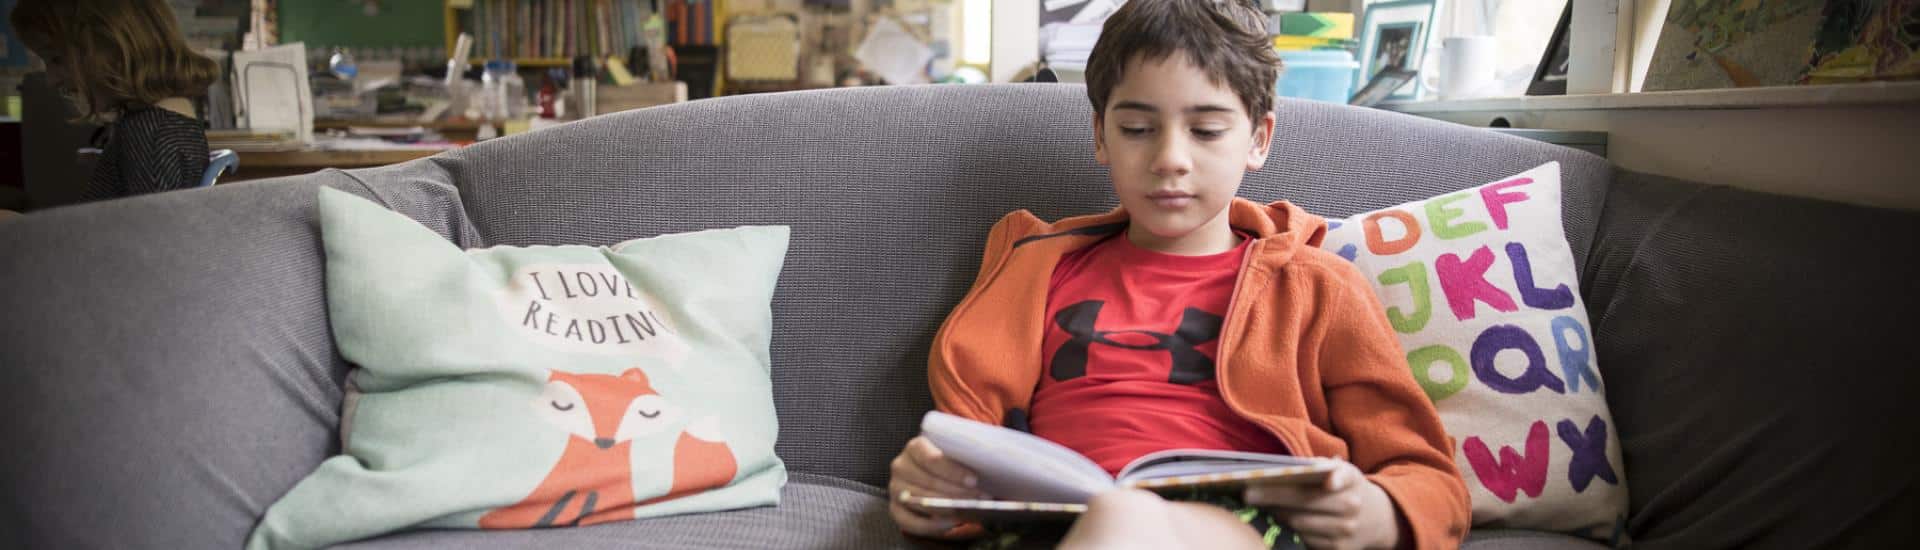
left=3, top=84, right=1915, bottom=549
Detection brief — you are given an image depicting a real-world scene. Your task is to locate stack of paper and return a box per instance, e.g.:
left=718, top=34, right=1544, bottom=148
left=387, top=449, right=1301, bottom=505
left=1040, top=23, right=1103, bottom=72
left=208, top=128, right=302, bottom=152
left=854, top=17, right=934, bottom=86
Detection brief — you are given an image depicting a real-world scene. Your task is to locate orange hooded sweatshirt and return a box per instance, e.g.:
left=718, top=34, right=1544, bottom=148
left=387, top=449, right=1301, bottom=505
left=929, top=198, right=1470, bottom=549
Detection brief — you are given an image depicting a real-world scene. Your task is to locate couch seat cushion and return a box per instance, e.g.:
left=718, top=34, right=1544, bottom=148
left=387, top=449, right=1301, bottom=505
left=335, top=475, right=910, bottom=549
left=1463, top=529, right=1609, bottom=550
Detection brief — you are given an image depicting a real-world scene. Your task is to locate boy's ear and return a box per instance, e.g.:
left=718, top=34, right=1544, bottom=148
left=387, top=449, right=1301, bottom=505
left=1092, top=111, right=1109, bottom=166
left=1246, top=111, right=1276, bottom=171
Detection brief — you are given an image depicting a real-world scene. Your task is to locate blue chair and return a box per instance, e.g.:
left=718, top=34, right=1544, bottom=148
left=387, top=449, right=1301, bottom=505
left=200, top=149, right=238, bottom=188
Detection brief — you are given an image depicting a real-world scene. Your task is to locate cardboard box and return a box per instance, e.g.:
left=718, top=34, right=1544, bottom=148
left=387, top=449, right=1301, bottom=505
left=596, top=82, right=688, bottom=114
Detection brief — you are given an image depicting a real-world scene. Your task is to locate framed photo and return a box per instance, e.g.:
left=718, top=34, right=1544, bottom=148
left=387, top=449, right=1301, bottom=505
left=1349, top=67, right=1418, bottom=107
left=1355, top=0, right=1439, bottom=101
left=1527, top=4, right=1572, bottom=96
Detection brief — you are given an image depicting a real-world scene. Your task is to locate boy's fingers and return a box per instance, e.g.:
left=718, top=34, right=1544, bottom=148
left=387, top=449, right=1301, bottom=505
left=888, top=480, right=931, bottom=515
left=1323, top=464, right=1361, bottom=492
left=889, top=478, right=970, bottom=516
left=888, top=500, right=959, bottom=537
left=907, top=437, right=980, bottom=490
left=1244, top=483, right=1305, bottom=506
left=1290, top=512, right=1374, bottom=550
left=895, top=455, right=986, bottom=499
left=1245, top=485, right=1360, bottom=515
left=1298, top=534, right=1349, bottom=550
left=1287, top=511, right=1362, bottom=538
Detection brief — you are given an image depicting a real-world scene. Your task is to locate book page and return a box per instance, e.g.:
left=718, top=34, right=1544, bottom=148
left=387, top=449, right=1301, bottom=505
left=919, top=411, right=1113, bottom=504
left=1117, top=449, right=1340, bottom=489
left=1123, top=459, right=1298, bottom=480
left=1117, top=448, right=1321, bottom=480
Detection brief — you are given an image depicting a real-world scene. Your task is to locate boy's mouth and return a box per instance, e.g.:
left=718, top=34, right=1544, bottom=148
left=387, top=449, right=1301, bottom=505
left=1147, top=191, right=1195, bottom=208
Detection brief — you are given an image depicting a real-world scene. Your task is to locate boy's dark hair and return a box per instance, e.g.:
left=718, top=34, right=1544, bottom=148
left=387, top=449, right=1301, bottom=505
left=1085, top=0, right=1280, bottom=122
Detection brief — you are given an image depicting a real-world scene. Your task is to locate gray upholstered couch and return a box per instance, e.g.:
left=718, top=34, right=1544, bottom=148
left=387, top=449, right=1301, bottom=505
left=3, top=85, right=1915, bottom=549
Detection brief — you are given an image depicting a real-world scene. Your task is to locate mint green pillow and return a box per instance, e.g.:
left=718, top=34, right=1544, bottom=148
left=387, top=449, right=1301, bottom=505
left=249, top=188, right=789, bottom=549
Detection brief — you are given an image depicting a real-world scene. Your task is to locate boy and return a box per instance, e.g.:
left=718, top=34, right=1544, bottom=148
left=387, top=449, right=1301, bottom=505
left=889, top=1, right=1469, bottom=548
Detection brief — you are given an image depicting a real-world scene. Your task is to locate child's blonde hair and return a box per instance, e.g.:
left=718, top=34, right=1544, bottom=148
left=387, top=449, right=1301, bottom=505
left=10, top=0, right=219, bottom=122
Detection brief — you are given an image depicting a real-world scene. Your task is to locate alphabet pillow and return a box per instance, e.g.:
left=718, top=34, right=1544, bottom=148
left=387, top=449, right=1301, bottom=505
left=1320, top=162, right=1627, bottom=540
left=249, top=188, right=789, bottom=549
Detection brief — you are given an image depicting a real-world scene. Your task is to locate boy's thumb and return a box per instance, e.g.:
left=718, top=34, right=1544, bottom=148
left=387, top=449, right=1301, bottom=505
left=1324, top=464, right=1358, bottom=491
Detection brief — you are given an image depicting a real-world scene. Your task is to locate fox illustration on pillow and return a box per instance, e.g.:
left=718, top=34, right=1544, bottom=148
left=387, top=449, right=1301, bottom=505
left=479, top=367, right=739, bottom=529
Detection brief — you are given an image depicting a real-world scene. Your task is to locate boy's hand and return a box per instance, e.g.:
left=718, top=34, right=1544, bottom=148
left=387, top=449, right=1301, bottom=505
left=888, top=435, right=989, bottom=538
left=1245, top=462, right=1402, bottom=550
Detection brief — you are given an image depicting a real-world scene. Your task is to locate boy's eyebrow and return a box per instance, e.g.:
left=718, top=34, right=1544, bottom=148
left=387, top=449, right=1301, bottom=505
left=1111, top=100, right=1240, bottom=115
left=1187, top=104, right=1239, bottom=114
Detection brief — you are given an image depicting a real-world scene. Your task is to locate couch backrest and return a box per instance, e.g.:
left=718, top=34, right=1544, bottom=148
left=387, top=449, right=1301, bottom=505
left=0, top=174, right=475, bottom=548
left=0, top=83, right=1612, bottom=546
left=408, top=83, right=1612, bottom=487
left=0, top=85, right=1611, bottom=548
left=1581, top=170, right=1920, bottom=548
left=16, top=83, right=1917, bottom=550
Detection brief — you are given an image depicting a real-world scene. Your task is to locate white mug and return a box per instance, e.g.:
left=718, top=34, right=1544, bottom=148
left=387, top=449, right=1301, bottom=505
left=1439, top=36, right=1499, bottom=100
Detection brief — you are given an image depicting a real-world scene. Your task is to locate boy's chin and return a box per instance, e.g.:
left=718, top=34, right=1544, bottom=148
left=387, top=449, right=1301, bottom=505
left=1131, top=221, right=1203, bottom=242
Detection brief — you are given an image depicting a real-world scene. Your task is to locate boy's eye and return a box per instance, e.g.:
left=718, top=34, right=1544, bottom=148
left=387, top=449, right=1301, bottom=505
left=1192, top=128, right=1227, bottom=139
left=1119, top=126, right=1151, bottom=136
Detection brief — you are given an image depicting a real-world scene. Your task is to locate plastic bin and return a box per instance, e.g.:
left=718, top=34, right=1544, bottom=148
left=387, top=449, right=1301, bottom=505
left=1276, top=49, right=1359, bottom=104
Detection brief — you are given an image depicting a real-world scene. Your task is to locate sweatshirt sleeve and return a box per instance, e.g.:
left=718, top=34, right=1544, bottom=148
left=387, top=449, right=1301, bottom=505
left=927, top=212, right=1022, bottom=426
left=1315, top=263, right=1472, bottom=550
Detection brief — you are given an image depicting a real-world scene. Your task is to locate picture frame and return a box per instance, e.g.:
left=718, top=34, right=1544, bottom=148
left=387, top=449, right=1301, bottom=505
left=1642, top=1, right=1919, bottom=90
left=1349, top=67, right=1418, bottom=107
left=1355, top=0, right=1439, bottom=101
left=1527, top=4, right=1572, bottom=96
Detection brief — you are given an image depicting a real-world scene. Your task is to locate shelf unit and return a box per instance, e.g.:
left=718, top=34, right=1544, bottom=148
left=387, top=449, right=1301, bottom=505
left=442, top=0, right=668, bottom=69
left=1381, top=81, right=1920, bottom=113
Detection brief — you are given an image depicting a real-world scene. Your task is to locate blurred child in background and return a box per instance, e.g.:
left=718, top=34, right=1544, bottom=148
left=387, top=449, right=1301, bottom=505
left=11, top=0, right=218, bottom=203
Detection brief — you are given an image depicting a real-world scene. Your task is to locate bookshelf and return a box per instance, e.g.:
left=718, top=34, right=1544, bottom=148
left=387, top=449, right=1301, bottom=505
left=443, top=0, right=690, bottom=69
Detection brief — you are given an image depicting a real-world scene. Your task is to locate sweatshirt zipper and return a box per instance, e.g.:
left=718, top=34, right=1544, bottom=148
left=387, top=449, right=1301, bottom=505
left=1214, top=238, right=1306, bottom=457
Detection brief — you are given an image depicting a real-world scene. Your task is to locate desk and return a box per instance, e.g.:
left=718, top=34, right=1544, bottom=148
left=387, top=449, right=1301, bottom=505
left=315, top=120, right=481, bottom=142
left=225, top=147, right=451, bottom=182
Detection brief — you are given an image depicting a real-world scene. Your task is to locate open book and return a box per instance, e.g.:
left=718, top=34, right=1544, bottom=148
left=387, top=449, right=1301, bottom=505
left=903, top=411, right=1341, bottom=520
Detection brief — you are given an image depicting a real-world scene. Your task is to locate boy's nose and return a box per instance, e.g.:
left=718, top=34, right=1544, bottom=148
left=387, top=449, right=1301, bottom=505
left=1151, top=140, right=1193, bottom=177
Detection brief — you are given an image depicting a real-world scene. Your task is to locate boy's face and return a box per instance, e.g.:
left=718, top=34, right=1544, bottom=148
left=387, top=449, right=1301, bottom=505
left=1095, top=55, right=1276, bottom=253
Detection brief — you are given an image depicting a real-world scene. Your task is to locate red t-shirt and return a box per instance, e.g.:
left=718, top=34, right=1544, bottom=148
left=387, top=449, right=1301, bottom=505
left=1029, top=233, right=1289, bottom=475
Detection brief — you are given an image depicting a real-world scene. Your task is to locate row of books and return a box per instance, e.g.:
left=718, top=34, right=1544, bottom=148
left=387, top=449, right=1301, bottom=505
left=662, top=0, right=717, bottom=47
left=1271, top=12, right=1355, bottom=51
left=462, top=0, right=718, bottom=62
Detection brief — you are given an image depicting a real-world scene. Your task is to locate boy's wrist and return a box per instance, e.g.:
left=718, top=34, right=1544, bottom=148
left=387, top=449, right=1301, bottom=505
left=1363, top=479, right=1407, bottom=550
left=1374, top=506, right=1411, bottom=550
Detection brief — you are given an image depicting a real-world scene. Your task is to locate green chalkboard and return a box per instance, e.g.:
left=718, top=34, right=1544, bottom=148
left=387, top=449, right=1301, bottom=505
left=277, top=0, right=444, bottom=49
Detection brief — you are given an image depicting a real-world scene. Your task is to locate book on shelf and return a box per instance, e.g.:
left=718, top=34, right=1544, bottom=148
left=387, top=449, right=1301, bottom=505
left=454, top=0, right=711, bottom=65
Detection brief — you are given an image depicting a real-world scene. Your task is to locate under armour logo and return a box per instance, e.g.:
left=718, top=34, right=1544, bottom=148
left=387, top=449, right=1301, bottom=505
left=1050, top=300, right=1222, bottom=384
